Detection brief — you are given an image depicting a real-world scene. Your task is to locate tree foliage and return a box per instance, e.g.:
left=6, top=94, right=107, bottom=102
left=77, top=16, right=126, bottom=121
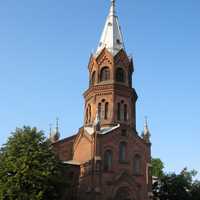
left=0, top=126, right=68, bottom=200
left=151, top=158, right=164, bottom=178
left=153, top=167, right=200, bottom=200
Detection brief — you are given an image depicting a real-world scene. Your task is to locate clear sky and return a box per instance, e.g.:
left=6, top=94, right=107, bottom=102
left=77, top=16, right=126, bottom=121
left=0, top=0, right=200, bottom=179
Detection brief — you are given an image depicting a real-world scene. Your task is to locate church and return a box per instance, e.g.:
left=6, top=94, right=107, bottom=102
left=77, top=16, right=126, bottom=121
left=51, top=1, right=152, bottom=200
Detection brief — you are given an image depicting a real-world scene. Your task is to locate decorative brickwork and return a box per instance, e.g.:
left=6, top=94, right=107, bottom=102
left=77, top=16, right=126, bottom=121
left=52, top=1, right=152, bottom=199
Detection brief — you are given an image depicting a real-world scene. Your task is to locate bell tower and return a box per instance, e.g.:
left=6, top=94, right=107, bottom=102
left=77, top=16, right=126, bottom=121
left=83, top=0, right=137, bottom=130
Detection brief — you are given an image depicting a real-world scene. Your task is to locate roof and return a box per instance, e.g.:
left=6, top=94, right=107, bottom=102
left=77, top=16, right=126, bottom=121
left=84, top=124, right=120, bottom=135
left=52, top=134, right=77, bottom=145
left=63, top=160, right=81, bottom=166
left=96, top=0, right=125, bottom=56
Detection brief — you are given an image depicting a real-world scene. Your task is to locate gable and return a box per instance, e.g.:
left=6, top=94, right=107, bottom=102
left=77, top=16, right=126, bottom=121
left=73, top=131, right=93, bottom=163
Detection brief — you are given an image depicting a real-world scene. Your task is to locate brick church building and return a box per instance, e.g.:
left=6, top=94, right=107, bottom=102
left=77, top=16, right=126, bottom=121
left=51, top=1, right=152, bottom=199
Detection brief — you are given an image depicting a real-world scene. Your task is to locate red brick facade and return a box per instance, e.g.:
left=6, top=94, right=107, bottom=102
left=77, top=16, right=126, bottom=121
left=52, top=2, right=152, bottom=199
left=53, top=49, right=152, bottom=200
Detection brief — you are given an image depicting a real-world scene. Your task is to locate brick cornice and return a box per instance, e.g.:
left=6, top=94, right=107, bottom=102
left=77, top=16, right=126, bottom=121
left=83, top=84, right=137, bottom=100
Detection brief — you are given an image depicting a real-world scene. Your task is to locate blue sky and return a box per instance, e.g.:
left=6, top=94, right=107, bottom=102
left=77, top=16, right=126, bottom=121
left=0, top=0, right=200, bottom=179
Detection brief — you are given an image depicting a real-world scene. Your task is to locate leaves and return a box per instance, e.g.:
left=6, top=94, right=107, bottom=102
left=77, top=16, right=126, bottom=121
left=0, top=126, right=68, bottom=200
left=152, top=165, right=200, bottom=200
left=151, top=158, right=164, bottom=178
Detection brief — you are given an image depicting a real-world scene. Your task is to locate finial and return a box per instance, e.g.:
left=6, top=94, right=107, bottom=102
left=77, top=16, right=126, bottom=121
left=110, top=0, right=116, bottom=16
left=94, top=109, right=100, bottom=125
left=56, top=117, right=59, bottom=133
left=50, top=118, right=60, bottom=143
left=96, top=0, right=124, bottom=56
left=94, top=109, right=101, bottom=131
left=142, top=116, right=151, bottom=143
left=49, top=123, right=53, bottom=136
left=144, top=116, right=148, bottom=128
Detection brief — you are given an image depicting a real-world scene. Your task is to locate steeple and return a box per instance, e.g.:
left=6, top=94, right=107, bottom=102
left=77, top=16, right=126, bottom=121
left=96, top=0, right=125, bottom=56
left=84, top=0, right=137, bottom=130
left=142, top=117, right=151, bottom=143
left=49, top=118, right=60, bottom=143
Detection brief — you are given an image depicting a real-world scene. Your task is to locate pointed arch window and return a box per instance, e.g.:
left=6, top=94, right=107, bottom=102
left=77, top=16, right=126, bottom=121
left=104, top=149, right=113, bottom=171
left=116, top=68, right=125, bottom=82
left=133, top=154, right=142, bottom=175
left=100, top=67, right=110, bottom=82
left=119, top=142, right=127, bottom=162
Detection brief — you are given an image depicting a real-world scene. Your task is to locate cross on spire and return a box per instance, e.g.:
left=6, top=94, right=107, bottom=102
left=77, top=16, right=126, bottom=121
left=110, top=0, right=116, bottom=15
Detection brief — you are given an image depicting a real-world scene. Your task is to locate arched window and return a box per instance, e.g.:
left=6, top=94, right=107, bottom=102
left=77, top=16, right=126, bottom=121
left=124, top=104, right=128, bottom=121
left=91, top=71, right=96, bottom=86
left=133, top=154, right=142, bottom=175
left=116, top=68, right=125, bottom=82
left=119, top=142, right=127, bottom=162
left=117, top=101, right=128, bottom=122
left=105, top=102, right=109, bottom=119
left=104, top=150, right=113, bottom=171
left=117, top=103, right=121, bottom=120
left=100, top=67, right=110, bottom=82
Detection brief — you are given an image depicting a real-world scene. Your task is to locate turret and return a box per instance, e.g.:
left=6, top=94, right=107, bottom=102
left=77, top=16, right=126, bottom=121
left=83, top=0, right=137, bottom=131
left=142, top=117, right=151, bottom=143
left=49, top=118, right=60, bottom=143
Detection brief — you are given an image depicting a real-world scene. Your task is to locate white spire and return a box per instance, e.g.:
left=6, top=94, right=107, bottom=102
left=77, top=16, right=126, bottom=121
left=144, top=117, right=150, bottom=135
left=96, top=0, right=125, bottom=56
left=142, top=117, right=151, bottom=143
left=93, top=109, right=101, bottom=131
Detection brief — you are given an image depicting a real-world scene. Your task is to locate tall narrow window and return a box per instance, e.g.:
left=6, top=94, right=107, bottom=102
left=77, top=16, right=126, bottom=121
left=105, top=102, right=109, bottom=119
left=116, top=68, right=125, bottom=82
left=88, top=104, right=91, bottom=123
left=117, top=103, right=121, bottom=120
left=120, top=101, right=124, bottom=120
left=119, top=142, right=127, bottom=162
left=86, top=107, right=88, bottom=123
left=133, top=155, right=141, bottom=175
left=98, top=103, right=102, bottom=119
left=104, top=150, right=113, bottom=171
left=124, top=104, right=128, bottom=121
left=100, top=67, right=110, bottom=82
left=91, top=71, right=96, bottom=86
left=128, top=71, right=132, bottom=86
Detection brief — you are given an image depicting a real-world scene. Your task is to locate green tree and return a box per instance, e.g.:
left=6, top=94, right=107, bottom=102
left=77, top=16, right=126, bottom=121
left=191, top=180, right=200, bottom=200
left=153, top=167, right=200, bottom=200
left=0, top=126, right=68, bottom=200
left=151, top=158, right=164, bottom=178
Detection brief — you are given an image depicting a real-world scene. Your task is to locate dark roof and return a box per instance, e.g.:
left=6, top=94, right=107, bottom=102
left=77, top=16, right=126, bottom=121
left=52, top=134, right=77, bottom=145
